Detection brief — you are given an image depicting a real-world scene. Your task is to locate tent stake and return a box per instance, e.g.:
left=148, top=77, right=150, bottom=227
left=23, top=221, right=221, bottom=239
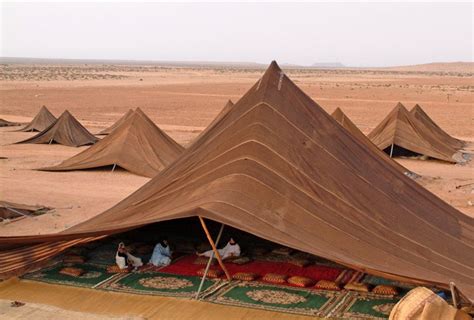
left=198, top=216, right=231, bottom=281
left=195, top=223, right=225, bottom=300
left=111, top=163, right=117, bottom=172
left=389, top=143, right=394, bottom=158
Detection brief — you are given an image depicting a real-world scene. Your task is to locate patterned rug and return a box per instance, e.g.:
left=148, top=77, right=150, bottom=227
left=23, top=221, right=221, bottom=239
left=99, top=271, right=226, bottom=298
left=209, top=281, right=400, bottom=319
left=22, top=263, right=116, bottom=288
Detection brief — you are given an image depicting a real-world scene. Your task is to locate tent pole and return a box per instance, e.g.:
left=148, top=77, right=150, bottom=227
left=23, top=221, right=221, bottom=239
left=194, top=223, right=225, bottom=300
left=389, top=143, right=394, bottom=158
left=198, top=216, right=231, bottom=281
left=111, top=163, right=117, bottom=172
left=49, top=138, right=53, bottom=145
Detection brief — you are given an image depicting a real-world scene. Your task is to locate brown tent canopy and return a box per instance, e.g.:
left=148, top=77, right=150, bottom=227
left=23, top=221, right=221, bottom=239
left=98, top=109, right=134, bottom=135
left=16, top=110, right=98, bottom=147
left=40, top=108, right=184, bottom=177
left=1, top=62, right=473, bottom=300
left=331, top=107, right=409, bottom=174
left=368, top=103, right=462, bottom=163
left=0, top=201, right=51, bottom=221
left=0, top=119, right=21, bottom=127
left=192, top=100, right=234, bottom=142
left=18, top=106, right=56, bottom=132
left=410, top=104, right=465, bottom=150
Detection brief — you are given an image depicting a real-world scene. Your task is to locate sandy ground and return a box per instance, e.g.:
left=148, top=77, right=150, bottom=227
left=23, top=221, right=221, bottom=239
left=0, top=63, right=473, bottom=238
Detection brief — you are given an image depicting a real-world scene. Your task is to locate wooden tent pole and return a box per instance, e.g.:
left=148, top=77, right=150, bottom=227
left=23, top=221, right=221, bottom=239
left=111, top=163, right=117, bottom=172
left=195, top=223, right=225, bottom=300
left=198, top=216, right=231, bottom=281
left=389, top=143, right=394, bottom=158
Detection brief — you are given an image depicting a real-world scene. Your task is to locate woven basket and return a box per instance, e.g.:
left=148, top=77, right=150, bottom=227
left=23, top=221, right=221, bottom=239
left=262, top=273, right=288, bottom=284
left=232, top=272, right=258, bottom=281
left=287, top=276, right=314, bottom=287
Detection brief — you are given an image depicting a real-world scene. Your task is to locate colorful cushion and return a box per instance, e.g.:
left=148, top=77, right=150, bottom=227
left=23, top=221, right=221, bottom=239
left=197, top=268, right=223, bottom=278
left=344, top=282, right=370, bottom=292
left=228, top=257, right=251, bottom=265
left=272, top=247, right=294, bottom=256
left=315, top=280, right=341, bottom=291
left=59, top=267, right=84, bottom=277
left=288, top=258, right=310, bottom=267
left=287, top=276, right=314, bottom=287
left=63, top=255, right=85, bottom=264
left=107, top=265, right=130, bottom=273
left=232, top=272, right=258, bottom=281
left=262, top=273, right=288, bottom=284
left=194, top=256, right=216, bottom=265
left=372, top=285, right=398, bottom=295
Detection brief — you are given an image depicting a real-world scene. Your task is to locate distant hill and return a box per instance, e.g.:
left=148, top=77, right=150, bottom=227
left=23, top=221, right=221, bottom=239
left=381, top=62, right=473, bottom=73
left=311, top=62, right=346, bottom=68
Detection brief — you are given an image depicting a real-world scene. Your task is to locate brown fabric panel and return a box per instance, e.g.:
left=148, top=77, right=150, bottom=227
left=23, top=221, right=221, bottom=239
left=368, top=103, right=460, bottom=162
left=16, top=110, right=98, bottom=147
left=98, top=109, right=134, bottom=135
left=18, top=106, right=57, bottom=132
left=1, top=62, right=473, bottom=300
left=0, top=119, right=21, bottom=127
left=40, top=108, right=184, bottom=177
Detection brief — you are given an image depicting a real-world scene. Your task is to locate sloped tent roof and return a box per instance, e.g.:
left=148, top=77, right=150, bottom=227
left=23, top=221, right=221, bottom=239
left=98, top=109, right=134, bottom=135
left=1, top=62, right=473, bottom=300
left=40, top=108, right=184, bottom=177
left=410, top=104, right=465, bottom=150
left=367, top=103, right=462, bottom=163
left=0, top=119, right=21, bottom=127
left=192, top=100, right=234, bottom=142
left=331, top=107, right=408, bottom=174
left=16, top=110, right=98, bottom=147
left=18, top=106, right=57, bottom=132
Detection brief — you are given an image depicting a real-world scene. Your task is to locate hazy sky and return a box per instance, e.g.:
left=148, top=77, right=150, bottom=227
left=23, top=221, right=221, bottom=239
left=1, top=2, right=472, bottom=67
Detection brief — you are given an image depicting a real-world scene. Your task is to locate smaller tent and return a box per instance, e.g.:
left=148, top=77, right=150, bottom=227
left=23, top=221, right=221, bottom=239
left=410, top=104, right=465, bottom=150
left=368, top=103, right=462, bottom=163
left=16, top=110, right=98, bottom=147
left=40, top=108, right=184, bottom=177
left=98, top=109, right=134, bottom=135
left=0, top=119, right=21, bottom=127
left=0, top=201, right=51, bottom=221
left=18, top=106, right=57, bottom=132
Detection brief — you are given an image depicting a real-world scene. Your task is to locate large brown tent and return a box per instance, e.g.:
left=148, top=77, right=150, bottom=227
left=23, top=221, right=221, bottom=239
left=16, top=110, right=98, bottom=147
left=18, top=106, right=57, bottom=132
left=40, top=108, right=184, bottom=177
left=367, top=103, right=462, bottom=163
left=410, top=104, right=465, bottom=150
left=1, top=62, right=473, bottom=300
left=98, top=109, right=134, bottom=135
left=331, top=107, right=409, bottom=174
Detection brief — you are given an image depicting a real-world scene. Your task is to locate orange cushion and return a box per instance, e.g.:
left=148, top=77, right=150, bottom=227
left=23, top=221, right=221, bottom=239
left=262, top=273, right=288, bottom=284
left=232, top=272, right=258, bottom=281
left=372, top=285, right=398, bottom=295
left=197, top=268, right=223, bottom=278
left=194, top=256, right=216, bottom=265
left=59, top=267, right=84, bottom=277
left=315, top=280, right=341, bottom=291
left=107, top=265, right=130, bottom=273
left=344, top=282, right=370, bottom=292
left=287, top=276, right=314, bottom=287
left=288, top=258, right=310, bottom=267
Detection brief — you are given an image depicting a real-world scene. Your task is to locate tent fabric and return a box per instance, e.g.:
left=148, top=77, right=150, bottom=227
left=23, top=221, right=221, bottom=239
left=367, top=103, right=462, bottom=163
left=40, top=108, right=184, bottom=177
left=16, top=110, right=98, bottom=147
left=1, top=62, right=473, bottom=301
left=98, top=109, right=134, bottom=135
left=0, top=201, right=50, bottom=220
left=410, top=104, right=465, bottom=150
left=192, top=100, right=234, bottom=142
left=18, top=106, right=57, bottom=132
left=331, top=107, right=408, bottom=174
left=0, top=119, right=21, bottom=127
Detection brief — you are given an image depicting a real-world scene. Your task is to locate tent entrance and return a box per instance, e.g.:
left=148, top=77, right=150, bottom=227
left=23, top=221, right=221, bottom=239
left=383, top=144, right=424, bottom=159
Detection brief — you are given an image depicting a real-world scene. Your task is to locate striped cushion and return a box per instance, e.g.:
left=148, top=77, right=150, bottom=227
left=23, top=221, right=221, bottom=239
left=344, top=282, right=370, bottom=292
left=107, top=265, right=130, bottom=273
left=262, top=273, right=288, bottom=284
left=59, top=267, right=84, bottom=277
left=232, top=272, right=258, bottom=281
left=315, top=280, right=341, bottom=291
left=197, top=268, right=223, bottom=278
left=372, top=285, right=398, bottom=295
left=287, top=276, right=314, bottom=287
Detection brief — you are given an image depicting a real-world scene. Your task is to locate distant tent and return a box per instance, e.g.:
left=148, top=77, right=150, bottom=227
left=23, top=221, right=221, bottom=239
left=368, top=103, right=462, bottom=163
left=192, top=100, right=234, bottom=142
left=0, top=119, right=21, bottom=127
left=410, top=104, right=465, bottom=150
left=41, top=108, right=184, bottom=177
left=98, top=109, right=134, bottom=135
left=18, top=106, right=56, bottom=132
left=331, top=107, right=408, bottom=174
left=16, top=110, right=98, bottom=147
left=2, top=62, right=473, bottom=300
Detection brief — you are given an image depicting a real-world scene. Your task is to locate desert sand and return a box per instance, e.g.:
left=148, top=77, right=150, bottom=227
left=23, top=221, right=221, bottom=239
left=0, top=62, right=473, bottom=239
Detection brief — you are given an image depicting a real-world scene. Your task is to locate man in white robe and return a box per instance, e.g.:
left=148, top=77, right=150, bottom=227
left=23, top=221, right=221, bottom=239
left=115, top=242, right=143, bottom=270
left=197, top=237, right=241, bottom=260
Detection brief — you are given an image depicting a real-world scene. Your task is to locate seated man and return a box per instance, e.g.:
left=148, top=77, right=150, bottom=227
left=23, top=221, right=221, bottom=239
left=149, top=238, right=173, bottom=267
left=115, top=242, right=143, bottom=270
left=197, top=237, right=241, bottom=260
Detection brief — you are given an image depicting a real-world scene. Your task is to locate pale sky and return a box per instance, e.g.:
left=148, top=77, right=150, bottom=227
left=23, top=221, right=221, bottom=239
left=1, top=2, right=472, bottom=67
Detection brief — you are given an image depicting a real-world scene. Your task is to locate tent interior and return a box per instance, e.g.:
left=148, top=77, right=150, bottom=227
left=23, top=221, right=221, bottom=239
left=18, top=217, right=459, bottom=319
left=382, top=145, right=425, bottom=159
